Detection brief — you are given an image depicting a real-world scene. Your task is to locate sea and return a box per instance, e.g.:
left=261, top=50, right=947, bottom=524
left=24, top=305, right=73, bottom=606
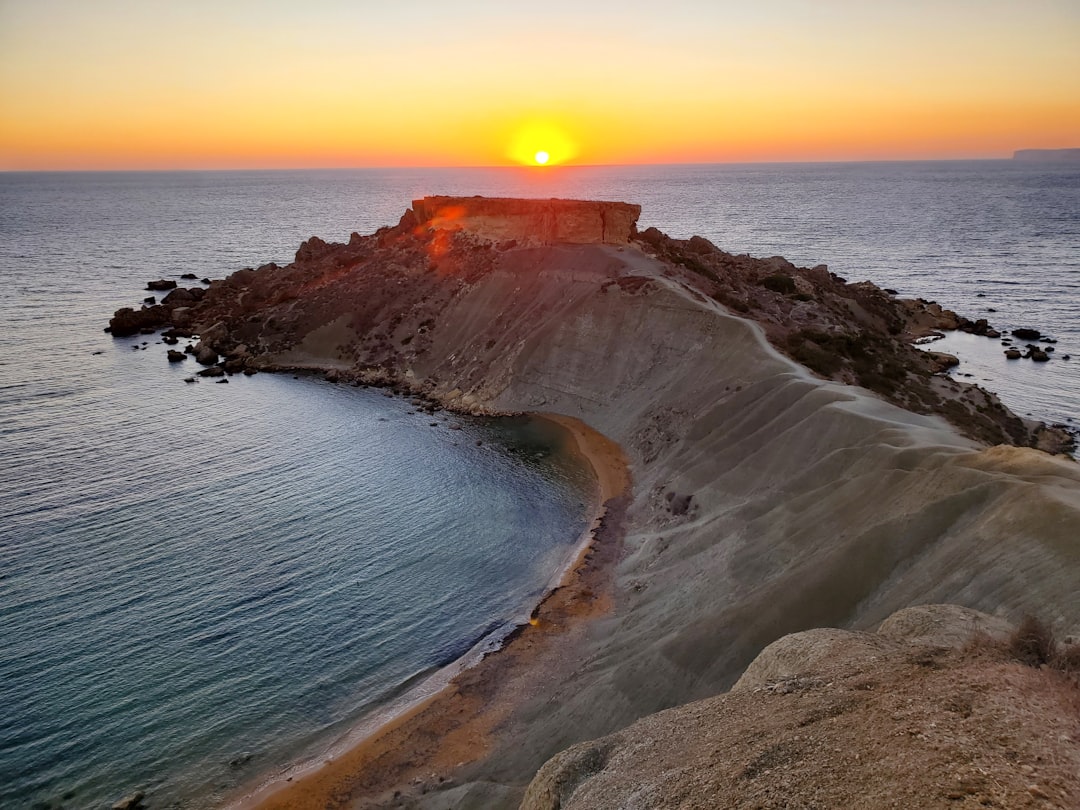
left=1, top=160, right=1077, bottom=809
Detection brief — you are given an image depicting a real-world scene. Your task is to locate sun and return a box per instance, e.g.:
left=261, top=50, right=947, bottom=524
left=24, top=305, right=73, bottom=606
left=507, top=121, right=577, bottom=166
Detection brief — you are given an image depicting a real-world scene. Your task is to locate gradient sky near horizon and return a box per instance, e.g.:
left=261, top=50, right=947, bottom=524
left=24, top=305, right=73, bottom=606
left=1, top=0, right=1078, bottom=170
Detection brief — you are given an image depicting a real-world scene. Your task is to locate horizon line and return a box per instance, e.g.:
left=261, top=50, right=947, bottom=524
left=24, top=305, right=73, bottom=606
left=0, top=155, right=1047, bottom=174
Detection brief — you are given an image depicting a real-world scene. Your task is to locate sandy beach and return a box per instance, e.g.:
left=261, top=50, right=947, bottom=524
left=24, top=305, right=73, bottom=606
left=227, top=414, right=630, bottom=810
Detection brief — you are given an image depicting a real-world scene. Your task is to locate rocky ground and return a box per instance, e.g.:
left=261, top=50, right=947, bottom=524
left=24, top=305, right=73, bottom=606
left=522, top=605, right=1080, bottom=810
left=110, top=216, right=1074, bottom=455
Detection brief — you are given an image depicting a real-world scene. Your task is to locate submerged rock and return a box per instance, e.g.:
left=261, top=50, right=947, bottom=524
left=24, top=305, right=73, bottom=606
left=111, top=790, right=145, bottom=810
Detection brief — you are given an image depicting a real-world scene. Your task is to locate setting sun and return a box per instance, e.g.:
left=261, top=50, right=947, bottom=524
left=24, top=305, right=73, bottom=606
left=506, top=120, right=578, bottom=166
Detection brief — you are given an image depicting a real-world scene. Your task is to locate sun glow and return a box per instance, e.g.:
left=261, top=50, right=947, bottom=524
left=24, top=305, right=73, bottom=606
left=507, top=121, right=577, bottom=166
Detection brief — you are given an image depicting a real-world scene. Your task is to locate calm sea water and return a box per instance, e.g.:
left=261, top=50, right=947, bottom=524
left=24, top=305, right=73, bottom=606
left=1, top=161, right=1077, bottom=809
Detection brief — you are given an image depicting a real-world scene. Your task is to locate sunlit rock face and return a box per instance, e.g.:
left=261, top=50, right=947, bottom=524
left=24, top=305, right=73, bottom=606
left=409, top=196, right=641, bottom=245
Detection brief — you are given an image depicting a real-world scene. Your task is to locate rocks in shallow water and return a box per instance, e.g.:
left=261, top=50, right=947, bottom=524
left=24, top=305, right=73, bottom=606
left=108, top=305, right=170, bottom=337
left=161, top=287, right=195, bottom=306
left=197, top=366, right=225, bottom=377
left=1029, top=347, right=1050, bottom=362
left=143, top=296, right=155, bottom=304
left=111, top=791, right=145, bottom=810
left=1004, top=348, right=1022, bottom=359
left=166, top=349, right=186, bottom=362
left=924, top=351, right=960, bottom=373
left=146, top=279, right=176, bottom=291
left=194, top=344, right=218, bottom=366
left=184, top=377, right=196, bottom=383
left=1011, top=327, right=1041, bottom=340
left=180, top=272, right=198, bottom=279
left=984, top=328, right=1001, bottom=338
left=162, top=335, right=179, bottom=345
left=215, top=378, right=230, bottom=384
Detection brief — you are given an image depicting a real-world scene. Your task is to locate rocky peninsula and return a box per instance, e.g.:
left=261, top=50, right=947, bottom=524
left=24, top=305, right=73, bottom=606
left=111, top=197, right=1080, bottom=809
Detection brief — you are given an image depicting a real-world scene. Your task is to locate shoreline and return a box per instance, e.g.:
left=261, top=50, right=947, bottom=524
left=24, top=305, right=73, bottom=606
left=224, top=411, right=630, bottom=810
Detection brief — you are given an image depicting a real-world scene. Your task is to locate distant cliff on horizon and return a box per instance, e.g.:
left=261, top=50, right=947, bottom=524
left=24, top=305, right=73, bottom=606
left=1013, top=148, right=1080, bottom=161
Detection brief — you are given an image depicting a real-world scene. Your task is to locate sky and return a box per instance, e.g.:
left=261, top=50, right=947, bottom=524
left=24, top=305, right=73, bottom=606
left=0, top=0, right=1078, bottom=170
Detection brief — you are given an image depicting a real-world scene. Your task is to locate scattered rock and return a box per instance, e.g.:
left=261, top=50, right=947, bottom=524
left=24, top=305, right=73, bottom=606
left=197, top=366, right=225, bottom=377
left=143, top=296, right=156, bottom=304
left=1004, top=348, right=1022, bottom=360
left=161, top=287, right=197, bottom=306
left=215, top=378, right=230, bottom=384
left=146, top=279, right=176, bottom=291
left=194, top=344, right=218, bottom=366
left=108, top=306, right=170, bottom=337
left=1011, top=328, right=1041, bottom=340
left=180, top=272, right=198, bottom=279
left=166, top=350, right=186, bottom=362
left=183, top=377, right=196, bottom=384
left=111, top=790, right=145, bottom=810
left=1029, top=348, right=1050, bottom=362
left=924, top=352, right=960, bottom=373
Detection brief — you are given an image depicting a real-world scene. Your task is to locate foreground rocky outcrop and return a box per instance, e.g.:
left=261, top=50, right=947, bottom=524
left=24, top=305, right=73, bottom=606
left=110, top=198, right=1080, bottom=808
left=523, top=605, right=1080, bottom=810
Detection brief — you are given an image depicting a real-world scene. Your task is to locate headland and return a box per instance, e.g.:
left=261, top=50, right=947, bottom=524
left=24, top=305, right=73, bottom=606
left=110, top=196, right=1080, bottom=808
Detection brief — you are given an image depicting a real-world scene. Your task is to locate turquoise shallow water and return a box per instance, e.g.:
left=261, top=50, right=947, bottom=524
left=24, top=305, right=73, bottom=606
left=1, top=162, right=1076, bottom=808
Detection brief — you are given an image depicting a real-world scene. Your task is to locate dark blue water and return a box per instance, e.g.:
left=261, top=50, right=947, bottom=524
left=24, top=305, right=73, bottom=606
left=1, top=161, right=1077, bottom=808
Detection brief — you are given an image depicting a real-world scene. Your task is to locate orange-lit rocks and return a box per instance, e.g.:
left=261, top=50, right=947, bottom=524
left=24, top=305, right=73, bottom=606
left=409, top=196, right=641, bottom=245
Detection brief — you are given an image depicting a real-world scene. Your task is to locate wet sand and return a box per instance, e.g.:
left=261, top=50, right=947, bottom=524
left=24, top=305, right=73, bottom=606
left=227, top=414, right=630, bottom=810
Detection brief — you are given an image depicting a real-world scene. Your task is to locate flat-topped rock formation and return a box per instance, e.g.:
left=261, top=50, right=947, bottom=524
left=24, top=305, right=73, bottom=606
left=407, top=196, right=641, bottom=245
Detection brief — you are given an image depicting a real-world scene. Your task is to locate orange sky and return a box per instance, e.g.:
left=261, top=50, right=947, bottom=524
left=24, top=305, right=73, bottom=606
left=1, top=0, right=1078, bottom=170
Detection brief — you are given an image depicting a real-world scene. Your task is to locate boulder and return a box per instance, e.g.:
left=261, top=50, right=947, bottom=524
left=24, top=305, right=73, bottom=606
left=161, top=287, right=196, bottom=306
left=924, top=351, right=960, bottom=373
left=146, top=279, right=176, bottom=291
left=108, top=306, right=170, bottom=337
left=1012, top=328, right=1041, bottom=340
left=166, top=350, right=186, bottom=362
left=180, top=272, right=198, bottom=279
left=1004, top=348, right=1022, bottom=359
left=111, top=791, right=145, bottom=810
left=197, top=366, right=225, bottom=377
left=194, top=344, right=218, bottom=365
left=1029, top=348, right=1050, bottom=362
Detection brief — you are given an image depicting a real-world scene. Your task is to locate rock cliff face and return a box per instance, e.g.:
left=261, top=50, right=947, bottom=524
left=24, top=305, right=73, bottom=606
left=407, top=196, right=641, bottom=245
left=113, top=199, right=1080, bottom=809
